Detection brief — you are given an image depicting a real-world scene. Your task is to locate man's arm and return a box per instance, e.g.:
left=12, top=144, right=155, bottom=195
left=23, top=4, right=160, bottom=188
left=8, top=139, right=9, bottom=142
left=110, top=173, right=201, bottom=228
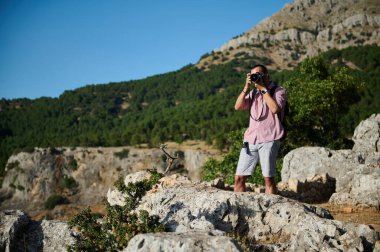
left=256, top=84, right=280, bottom=114
left=235, top=74, right=251, bottom=110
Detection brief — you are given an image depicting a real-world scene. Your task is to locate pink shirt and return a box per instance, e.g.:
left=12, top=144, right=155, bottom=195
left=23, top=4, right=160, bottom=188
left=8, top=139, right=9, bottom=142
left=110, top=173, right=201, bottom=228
left=242, top=82, right=287, bottom=144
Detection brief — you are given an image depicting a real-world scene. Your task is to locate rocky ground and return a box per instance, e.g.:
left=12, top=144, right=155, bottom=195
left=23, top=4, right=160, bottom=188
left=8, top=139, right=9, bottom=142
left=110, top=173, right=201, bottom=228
left=315, top=203, right=380, bottom=232
left=1, top=114, right=380, bottom=251
left=29, top=192, right=380, bottom=233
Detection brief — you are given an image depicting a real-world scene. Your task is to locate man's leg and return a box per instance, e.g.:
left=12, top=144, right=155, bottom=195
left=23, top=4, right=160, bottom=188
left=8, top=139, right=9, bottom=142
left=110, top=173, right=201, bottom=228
left=234, top=175, right=248, bottom=192
left=264, top=177, right=277, bottom=194
left=234, top=143, right=259, bottom=192
left=258, top=140, right=281, bottom=195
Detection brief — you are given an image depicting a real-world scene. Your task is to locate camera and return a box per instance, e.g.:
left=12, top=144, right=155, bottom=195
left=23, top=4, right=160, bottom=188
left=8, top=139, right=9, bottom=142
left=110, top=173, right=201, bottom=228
left=250, top=73, right=262, bottom=83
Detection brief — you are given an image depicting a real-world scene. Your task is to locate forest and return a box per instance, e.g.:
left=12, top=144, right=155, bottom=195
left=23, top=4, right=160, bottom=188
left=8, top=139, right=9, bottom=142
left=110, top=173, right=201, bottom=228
left=0, top=45, right=379, bottom=184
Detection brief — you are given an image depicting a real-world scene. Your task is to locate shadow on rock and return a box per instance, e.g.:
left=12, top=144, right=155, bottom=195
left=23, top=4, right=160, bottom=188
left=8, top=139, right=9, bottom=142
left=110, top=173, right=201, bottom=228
left=278, top=173, right=336, bottom=204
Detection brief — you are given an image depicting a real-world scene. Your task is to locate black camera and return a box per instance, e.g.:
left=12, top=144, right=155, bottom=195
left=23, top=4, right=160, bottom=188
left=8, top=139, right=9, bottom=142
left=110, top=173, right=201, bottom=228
left=250, top=73, right=262, bottom=83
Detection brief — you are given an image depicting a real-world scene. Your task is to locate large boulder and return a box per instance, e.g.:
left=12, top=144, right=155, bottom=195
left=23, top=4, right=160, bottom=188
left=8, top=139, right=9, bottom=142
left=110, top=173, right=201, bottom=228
left=352, top=114, right=380, bottom=157
left=281, top=114, right=380, bottom=207
left=124, top=231, right=242, bottom=252
left=0, top=209, right=76, bottom=251
left=127, top=177, right=378, bottom=251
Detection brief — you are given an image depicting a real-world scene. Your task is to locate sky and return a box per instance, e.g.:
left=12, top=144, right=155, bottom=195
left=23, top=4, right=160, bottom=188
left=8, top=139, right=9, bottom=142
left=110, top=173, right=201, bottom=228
left=0, top=0, right=293, bottom=100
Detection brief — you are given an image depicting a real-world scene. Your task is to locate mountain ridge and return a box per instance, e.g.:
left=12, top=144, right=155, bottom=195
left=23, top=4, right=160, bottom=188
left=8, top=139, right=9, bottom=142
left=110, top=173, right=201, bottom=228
left=197, top=0, right=380, bottom=70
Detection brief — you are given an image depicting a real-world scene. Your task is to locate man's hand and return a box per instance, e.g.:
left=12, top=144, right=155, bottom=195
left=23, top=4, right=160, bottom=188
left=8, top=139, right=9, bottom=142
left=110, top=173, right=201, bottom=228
left=243, top=73, right=252, bottom=93
left=254, top=83, right=266, bottom=91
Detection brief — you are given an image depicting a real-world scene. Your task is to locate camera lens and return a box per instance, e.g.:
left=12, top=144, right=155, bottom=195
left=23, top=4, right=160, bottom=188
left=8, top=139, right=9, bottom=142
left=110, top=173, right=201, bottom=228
left=250, top=73, right=261, bottom=82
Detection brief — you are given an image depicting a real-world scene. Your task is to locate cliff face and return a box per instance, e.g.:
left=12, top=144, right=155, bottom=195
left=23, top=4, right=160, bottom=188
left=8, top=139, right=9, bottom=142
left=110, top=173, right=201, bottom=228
left=197, top=0, right=380, bottom=70
left=0, top=143, right=220, bottom=214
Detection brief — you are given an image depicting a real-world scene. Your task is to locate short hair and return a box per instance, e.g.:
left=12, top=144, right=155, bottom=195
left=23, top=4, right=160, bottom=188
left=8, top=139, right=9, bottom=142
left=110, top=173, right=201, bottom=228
left=252, top=64, right=268, bottom=75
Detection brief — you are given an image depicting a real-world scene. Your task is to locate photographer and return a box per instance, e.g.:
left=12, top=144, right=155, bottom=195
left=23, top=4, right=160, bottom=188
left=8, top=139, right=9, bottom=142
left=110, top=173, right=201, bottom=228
left=234, top=64, right=287, bottom=194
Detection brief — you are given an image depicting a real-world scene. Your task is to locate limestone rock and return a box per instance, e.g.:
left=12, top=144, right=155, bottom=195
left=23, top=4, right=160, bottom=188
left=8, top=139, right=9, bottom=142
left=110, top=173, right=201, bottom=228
left=107, top=187, right=126, bottom=206
left=134, top=183, right=378, bottom=251
left=281, top=114, right=380, bottom=207
left=124, top=171, right=152, bottom=185
left=0, top=210, right=29, bottom=252
left=107, top=174, right=192, bottom=206
left=352, top=113, right=380, bottom=157
left=281, top=147, right=358, bottom=190
left=123, top=231, right=242, bottom=252
left=197, top=0, right=380, bottom=71
left=0, top=209, right=76, bottom=252
left=279, top=173, right=336, bottom=203
left=1, top=145, right=219, bottom=215
left=329, top=163, right=380, bottom=207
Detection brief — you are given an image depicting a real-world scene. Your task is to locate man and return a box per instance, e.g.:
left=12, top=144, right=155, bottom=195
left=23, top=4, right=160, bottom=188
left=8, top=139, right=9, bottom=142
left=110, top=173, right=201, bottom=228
left=234, top=64, right=286, bottom=194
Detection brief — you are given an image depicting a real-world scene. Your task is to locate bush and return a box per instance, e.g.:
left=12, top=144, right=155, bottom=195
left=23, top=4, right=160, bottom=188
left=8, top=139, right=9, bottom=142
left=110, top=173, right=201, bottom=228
left=6, top=161, right=20, bottom=171
left=114, top=149, right=130, bottom=159
left=68, top=157, right=78, bottom=171
left=63, top=175, right=78, bottom=190
left=21, top=146, right=35, bottom=153
left=44, top=194, right=67, bottom=210
left=17, top=184, right=25, bottom=191
left=201, top=130, right=283, bottom=186
left=174, top=150, right=185, bottom=159
left=68, top=170, right=164, bottom=251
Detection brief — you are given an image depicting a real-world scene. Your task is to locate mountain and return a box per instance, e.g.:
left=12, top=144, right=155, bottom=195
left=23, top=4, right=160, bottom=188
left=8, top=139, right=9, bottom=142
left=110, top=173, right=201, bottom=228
left=197, top=0, right=380, bottom=70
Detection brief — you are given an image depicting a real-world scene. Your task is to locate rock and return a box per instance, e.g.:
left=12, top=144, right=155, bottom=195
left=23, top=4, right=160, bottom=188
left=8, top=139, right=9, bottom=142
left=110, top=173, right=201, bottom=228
left=288, top=178, right=300, bottom=192
left=0, top=209, right=29, bottom=251
left=254, top=186, right=265, bottom=193
left=374, top=240, right=380, bottom=252
left=279, top=173, right=336, bottom=203
left=0, top=209, right=76, bottom=251
left=329, top=163, right=380, bottom=208
left=124, top=171, right=152, bottom=185
left=203, top=178, right=226, bottom=189
left=1, top=145, right=219, bottom=214
left=107, top=188, right=126, bottom=206
left=281, top=114, right=380, bottom=207
left=107, top=174, right=192, bottom=206
left=123, top=231, right=242, bottom=252
left=4, top=172, right=379, bottom=251
left=352, top=114, right=380, bottom=157
left=198, top=0, right=380, bottom=71
left=134, top=181, right=378, bottom=251
left=281, top=147, right=358, bottom=189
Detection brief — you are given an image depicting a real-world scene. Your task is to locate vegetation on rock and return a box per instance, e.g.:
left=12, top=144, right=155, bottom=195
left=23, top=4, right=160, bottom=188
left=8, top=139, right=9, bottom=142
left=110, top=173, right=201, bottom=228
left=67, top=170, right=164, bottom=251
left=44, top=194, right=68, bottom=210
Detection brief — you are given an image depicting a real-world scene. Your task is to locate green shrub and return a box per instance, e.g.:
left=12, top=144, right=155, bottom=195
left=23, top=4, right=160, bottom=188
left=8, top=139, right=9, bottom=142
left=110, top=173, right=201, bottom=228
left=63, top=175, right=78, bottom=190
left=201, top=129, right=283, bottom=186
left=6, top=161, right=20, bottom=171
left=17, top=184, right=25, bottom=191
left=68, top=157, right=78, bottom=171
left=174, top=150, right=185, bottom=159
left=68, top=170, right=164, bottom=251
left=114, top=149, right=130, bottom=159
left=21, top=146, right=35, bottom=153
left=44, top=194, right=67, bottom=210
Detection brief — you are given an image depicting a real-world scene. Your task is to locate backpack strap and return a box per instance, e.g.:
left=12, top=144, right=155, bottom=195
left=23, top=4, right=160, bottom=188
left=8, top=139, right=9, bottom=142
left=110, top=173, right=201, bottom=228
left=269, top=83, right=278, bottom=97
left=248, top=83, right=280, bottom=121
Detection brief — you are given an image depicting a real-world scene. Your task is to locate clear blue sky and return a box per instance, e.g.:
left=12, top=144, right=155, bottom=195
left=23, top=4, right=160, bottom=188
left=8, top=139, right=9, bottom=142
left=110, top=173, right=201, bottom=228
left=0, top=0, right=293, bottom=100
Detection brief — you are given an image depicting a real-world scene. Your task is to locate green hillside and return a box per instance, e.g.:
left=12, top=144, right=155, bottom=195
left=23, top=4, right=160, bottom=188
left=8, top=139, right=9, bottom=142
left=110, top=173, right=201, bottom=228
left=1, top=45, right=379, bottom=182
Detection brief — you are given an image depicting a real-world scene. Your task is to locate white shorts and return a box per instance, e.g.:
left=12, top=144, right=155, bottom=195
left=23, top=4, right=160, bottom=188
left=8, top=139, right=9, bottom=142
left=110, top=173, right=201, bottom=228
left=235, top=140, right=280, bottom=178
